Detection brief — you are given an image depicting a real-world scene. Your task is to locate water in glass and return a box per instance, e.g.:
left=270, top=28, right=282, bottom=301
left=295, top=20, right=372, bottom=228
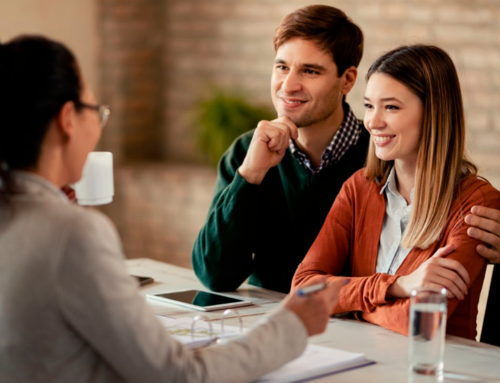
left=409, top=290, right=447, bottom=376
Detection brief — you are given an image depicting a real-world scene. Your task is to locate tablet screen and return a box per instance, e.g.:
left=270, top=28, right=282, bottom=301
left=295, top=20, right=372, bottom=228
left=156, top=290, right=244, bottom=307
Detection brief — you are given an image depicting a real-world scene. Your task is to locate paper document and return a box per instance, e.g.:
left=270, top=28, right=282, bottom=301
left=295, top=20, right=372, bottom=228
left=257, top=344, right=374, bottom=383
left=155, top=315, right=242, bottom=348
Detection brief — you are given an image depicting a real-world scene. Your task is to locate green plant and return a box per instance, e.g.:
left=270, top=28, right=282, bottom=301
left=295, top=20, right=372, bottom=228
left=194, top=89, right=274, bottom=167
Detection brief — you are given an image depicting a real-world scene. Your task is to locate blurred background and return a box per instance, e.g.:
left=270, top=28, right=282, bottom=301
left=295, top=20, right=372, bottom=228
left=1, top=0, right=499, bottom=267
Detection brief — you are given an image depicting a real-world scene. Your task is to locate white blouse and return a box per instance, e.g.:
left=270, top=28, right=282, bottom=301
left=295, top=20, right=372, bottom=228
left=376, top=167, right=413, bottom=275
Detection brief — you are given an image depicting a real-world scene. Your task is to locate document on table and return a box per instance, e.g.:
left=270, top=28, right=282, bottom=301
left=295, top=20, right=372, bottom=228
left=155, top=314, right=242, bottom=348
left=256, top=344, right=374, bottom=383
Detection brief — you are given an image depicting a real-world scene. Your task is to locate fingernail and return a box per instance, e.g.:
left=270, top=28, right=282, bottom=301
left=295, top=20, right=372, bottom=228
left=469, top=228, right=477, bottom=236
left=344, top=279, right=351, bottom=285
left=465, top=215, right=472, bottom=224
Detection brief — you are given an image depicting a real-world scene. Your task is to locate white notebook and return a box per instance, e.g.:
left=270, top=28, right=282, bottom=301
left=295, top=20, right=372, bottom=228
left=256, top=344, right=374, bottom=383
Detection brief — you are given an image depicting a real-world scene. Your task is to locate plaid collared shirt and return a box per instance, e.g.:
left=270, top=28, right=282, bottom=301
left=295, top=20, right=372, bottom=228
left=289, top=103, right=363, bottom=174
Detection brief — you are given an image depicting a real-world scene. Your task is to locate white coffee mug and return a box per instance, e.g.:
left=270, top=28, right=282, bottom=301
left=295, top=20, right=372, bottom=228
left=74, top=152, right=114, bottom=206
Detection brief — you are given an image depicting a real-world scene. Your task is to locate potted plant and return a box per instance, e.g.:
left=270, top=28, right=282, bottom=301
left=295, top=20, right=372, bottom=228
left=194, top=88, right=274, bottom=167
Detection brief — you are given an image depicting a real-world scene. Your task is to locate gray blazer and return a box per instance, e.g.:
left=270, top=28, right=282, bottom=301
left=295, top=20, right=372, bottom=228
left=0, top=172, right=307, bottom=383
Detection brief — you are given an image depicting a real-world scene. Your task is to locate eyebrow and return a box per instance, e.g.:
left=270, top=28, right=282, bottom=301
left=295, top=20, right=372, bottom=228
left=364, top=96, right=403, bottom=103
left=275, top=59, right=326, bottom=71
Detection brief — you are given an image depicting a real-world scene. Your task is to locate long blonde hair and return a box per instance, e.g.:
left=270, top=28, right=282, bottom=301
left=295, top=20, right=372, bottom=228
left=364, top=45, right=476, bottom=249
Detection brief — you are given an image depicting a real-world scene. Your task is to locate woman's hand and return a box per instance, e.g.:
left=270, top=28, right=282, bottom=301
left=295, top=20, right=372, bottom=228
left=283, top=278, right=345, bottom=337
left=387, top=244, right=470, bottom=300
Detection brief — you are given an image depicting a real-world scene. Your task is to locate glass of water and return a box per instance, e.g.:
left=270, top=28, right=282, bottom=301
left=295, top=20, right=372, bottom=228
left=409, top=288, right=447, bottom=377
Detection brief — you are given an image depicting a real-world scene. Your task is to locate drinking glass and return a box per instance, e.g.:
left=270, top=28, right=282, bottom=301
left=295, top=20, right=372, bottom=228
left=409, top=288, right=447, bottom=377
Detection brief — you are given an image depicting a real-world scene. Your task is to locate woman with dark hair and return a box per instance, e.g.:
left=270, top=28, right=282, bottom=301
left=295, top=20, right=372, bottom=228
left=0, top=35, right=343, bottom=383
left=293, top=44, right=500, bottom=339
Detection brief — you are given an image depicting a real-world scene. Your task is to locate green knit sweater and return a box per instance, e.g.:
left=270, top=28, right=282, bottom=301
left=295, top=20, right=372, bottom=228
left=192, top=127, right=370, bottom=293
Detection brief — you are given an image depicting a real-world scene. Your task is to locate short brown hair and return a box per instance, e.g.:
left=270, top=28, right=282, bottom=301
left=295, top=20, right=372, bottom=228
left=273, top=5, right=364, bottom=77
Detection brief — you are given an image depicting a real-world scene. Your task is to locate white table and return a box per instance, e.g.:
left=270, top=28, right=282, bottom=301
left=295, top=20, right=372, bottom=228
left=127, top=258, right=500, bottom=383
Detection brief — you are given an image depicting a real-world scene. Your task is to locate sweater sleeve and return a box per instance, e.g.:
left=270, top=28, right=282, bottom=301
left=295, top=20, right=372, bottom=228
left=361, top=183, right=500, bottom=335
left=292, top=175, right=399, bottom=313
left=192, top=132, right=263, bottom=292
left=56, top=209, right=308, bottom=383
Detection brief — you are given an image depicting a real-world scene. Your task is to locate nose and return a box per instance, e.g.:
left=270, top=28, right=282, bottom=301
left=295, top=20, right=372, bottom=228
left=281, top=70, right=302, bottom=94
left=365, top=108, right=386, bottom=132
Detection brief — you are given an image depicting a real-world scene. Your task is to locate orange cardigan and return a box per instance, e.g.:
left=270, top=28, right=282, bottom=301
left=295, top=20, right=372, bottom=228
left=292, top=169, right=500, bottom=339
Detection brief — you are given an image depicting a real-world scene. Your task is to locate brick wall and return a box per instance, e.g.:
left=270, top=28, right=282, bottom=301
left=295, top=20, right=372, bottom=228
left=97, top=0, right=500, bottom=269
left=162, top=0, right=500, bottom=187
left=98, top=0, right=164, bottom=163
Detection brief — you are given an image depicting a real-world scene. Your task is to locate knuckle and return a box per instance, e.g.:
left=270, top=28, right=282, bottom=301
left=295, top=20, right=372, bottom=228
left=493, top=210, right=500, bottom=221
left=256, top=120, right=268, bottom=129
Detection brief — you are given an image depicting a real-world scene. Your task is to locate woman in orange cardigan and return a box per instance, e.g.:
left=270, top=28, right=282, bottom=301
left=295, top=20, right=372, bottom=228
left=292, top=44, right=500, bottom=340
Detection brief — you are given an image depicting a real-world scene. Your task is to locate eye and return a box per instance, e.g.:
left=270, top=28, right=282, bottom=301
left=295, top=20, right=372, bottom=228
left=304, top=69, right=319, bottom=75
left=276, top=65, right=288, bottom=72
left=386, top=105, right=399, bottom=110
left=363, top=103, right=373, bottom=109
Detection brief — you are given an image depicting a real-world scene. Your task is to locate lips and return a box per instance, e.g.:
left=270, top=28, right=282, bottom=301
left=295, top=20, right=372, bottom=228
left=279, top=97, right=308, bottom=109
left=372, top=135, right=396, bottom=146
left=283, top=98, right=307, bottom=104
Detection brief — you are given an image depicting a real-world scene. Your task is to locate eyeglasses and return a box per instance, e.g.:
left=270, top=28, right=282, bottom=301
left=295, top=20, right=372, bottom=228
left=74, top=101, right=111, bottom=129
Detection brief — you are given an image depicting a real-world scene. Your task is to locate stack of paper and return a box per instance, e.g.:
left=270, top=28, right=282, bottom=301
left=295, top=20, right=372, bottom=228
left=156, top=315, right=374, bottom=381
left=257, top=344, right=374, bottom=383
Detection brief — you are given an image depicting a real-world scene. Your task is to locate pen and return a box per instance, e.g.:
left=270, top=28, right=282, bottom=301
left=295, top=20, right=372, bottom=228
left=296, top=282, right=330, bottom=297
left=296, top=279, right=350, bottom=297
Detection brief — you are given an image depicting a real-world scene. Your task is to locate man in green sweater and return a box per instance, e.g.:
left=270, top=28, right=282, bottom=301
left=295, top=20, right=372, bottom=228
left=193, top=5, right=500, bottom=293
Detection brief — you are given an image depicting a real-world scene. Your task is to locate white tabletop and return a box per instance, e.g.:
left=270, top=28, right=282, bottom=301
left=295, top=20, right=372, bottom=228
left=127, top=258, right=500, bottom=383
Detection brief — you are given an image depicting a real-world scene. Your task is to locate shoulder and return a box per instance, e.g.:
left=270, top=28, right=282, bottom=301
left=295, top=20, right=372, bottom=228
left=334, top=168, right=382, bottom=208
left=344, top=168, right=379, bottom=191
left=66, top=206, right=120, bottom=250
left=67, top=205, right=118, bottom=238
left=35, top=201, right=121, bottom=258
left=457, top=176, right=500, bottom=208
left=18, top=197, right=115, bottom=235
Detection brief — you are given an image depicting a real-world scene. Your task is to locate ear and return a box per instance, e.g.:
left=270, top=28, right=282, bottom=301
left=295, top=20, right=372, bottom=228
left=341, top=66, right=358, bottom=95
left=55, top=101, right=78, bottom=139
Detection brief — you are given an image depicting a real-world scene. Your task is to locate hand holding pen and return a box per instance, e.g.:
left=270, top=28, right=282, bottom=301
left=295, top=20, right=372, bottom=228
left=296, top=279, right=350, bottom=297
left=283, top=278, right=349, bottom=336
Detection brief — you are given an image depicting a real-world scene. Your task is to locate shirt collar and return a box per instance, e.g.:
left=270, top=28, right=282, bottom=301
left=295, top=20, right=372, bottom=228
left=379, top=166, right=414, bottom=202
left=379, top=167, right=396, bottom=195
left=10, top=171, right=69, bottom=203
left=289, top=102, right=361, bottom=173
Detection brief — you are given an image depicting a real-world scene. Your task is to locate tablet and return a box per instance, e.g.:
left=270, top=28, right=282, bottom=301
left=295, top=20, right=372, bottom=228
left=147, top=289, right=252, bottom=311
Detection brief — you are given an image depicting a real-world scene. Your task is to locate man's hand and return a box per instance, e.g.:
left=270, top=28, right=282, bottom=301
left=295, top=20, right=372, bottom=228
left=386, top=245, right=470, bottom=300
left=283, top=279, right=345, bottom=337
left=466, top=206, right=500, bottom=264
left=238, top=116, right=298, bottom=185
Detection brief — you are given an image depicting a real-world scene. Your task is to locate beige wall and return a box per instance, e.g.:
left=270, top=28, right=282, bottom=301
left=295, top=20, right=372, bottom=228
left=0, top=0, right=99, bottom=94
